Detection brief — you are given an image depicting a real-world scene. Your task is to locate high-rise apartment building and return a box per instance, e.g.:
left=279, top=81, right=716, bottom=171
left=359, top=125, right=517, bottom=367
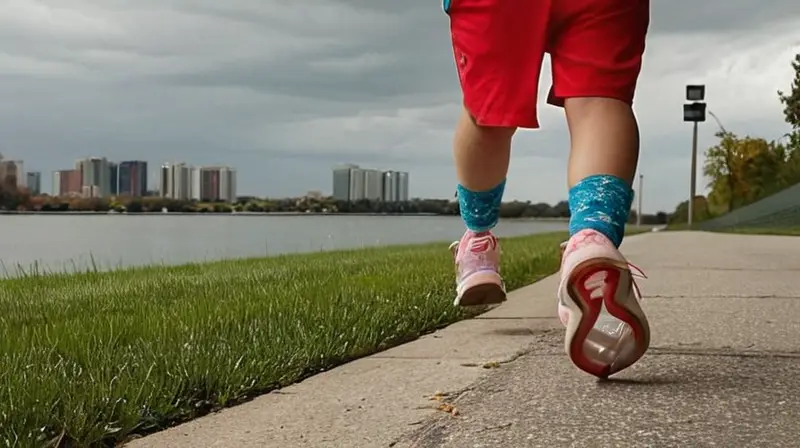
left=52, top=169, right=82, bottom=196
left=159, top=165, right=166, bottom=197
left=332, top=164, right=359, bottom=201
left=196, top=166, right=237, bottom=202
left=159, top=163, right=236, bottom=201
left=363, top=169, right=383, bottom=201
left=380, top=171, right=409, bottom=202
left=0, top=155, right=23, bottom=188
left=118, top=161, right=148, bottom=197
left=382, top=171, right=398, bottom=202
left=199, top=168, right=218, bottom=201
left=11, top=160, right=23, bottom=188
left=108, top=162, right=118, bottom=196
left=332, top=164, right=409, bottom=202
left=13, top=161, right=23, bottom=188
left=26, top=172, right=41, bottom=195
left=396, top=171, right=409, bottom=201
left=159, top=163, right=192, bottom=200
left=218, top=167, right=236, bottom=202
left=76, top=157, right=111, bottom=197
left=190, top=166, right=201, bottom=200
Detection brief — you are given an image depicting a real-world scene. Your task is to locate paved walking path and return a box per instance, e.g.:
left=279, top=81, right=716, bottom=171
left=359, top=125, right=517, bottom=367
left=127, top=231, right=800, bottom=448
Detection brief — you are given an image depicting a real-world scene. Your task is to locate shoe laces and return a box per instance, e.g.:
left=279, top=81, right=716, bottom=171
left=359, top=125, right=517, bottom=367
left=559, top=241, right=647, bottom=300
left=449, top=233, right=496, bottom=257
left=448, top=240, right=459, bottom=257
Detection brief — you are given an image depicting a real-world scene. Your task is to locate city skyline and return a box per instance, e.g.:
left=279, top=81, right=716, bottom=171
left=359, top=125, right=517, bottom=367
left=38, top=156, right=240, bottom=202
left=332, top=164, right=410, bottom=203
left=9, top=153, right=422, bottom=203
left=51, top=157, right=135, bottom=198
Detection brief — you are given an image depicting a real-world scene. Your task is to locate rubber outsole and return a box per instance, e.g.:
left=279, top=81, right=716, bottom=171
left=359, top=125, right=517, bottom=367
left=456, top=282, right=507, bottom=307
left=565, top=259, right=649, bottom=378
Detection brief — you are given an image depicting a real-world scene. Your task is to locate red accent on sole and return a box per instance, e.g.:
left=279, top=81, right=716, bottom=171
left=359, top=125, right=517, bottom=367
left=567, top=263, right=646, bottom=378
left=603, top=278, right=648, bottom=376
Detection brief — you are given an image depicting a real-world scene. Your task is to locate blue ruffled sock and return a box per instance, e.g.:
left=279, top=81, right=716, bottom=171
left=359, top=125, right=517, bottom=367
left=568, top=174, right=633, bottom=248
left=457, top=179, right=506, bottom=232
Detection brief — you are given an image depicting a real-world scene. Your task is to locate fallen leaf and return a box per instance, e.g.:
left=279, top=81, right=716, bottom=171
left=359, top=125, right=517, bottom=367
left=437, top=403, right=457, bottom=414
left=428, top=391, right=446, bottom=401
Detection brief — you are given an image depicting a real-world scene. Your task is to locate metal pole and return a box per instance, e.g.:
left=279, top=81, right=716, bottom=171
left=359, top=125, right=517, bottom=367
left=688, top=121, right=698, bottom=227
left=636, top=174, right=643, bottom=226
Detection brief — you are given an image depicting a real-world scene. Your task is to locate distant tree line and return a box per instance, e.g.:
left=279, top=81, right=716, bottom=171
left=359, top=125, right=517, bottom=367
left=671, top=53, right=800, bottom=224
left=0, top=188, right=669, bottom=224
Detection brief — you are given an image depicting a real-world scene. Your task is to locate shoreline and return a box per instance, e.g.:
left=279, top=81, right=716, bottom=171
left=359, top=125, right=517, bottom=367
left=1, top=228, right=576, bottom=279
left=3, top=210, right=436, bottom=216
left=0, top=210, right=571, bottom=220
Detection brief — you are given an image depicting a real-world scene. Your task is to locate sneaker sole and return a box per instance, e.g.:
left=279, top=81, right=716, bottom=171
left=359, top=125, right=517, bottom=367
left=563, top=258, right=650, bottom=378
left=455, top=272, right=506, bottom=307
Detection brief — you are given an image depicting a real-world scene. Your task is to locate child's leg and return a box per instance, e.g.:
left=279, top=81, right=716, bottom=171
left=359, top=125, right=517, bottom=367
left=548, top=0, right=650, bottom=246
left=565, top=98, right=639, bottom=247
left=453, top=108, right=514, bottom=233
left=549, top=0, right=651, bottom=377
left=445, top=0, right=547, bottom=306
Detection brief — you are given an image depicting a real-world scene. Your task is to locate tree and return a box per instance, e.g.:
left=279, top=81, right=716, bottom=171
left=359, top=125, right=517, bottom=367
left=694, top=53, right=800, bottom=220
left=778, top=53, right=800, bottom=130
left=778, top=53, right=800, bottom=186
left=703, top=130, right=789, bottom=214
left=703, top=131, right=739, bottom=214
left=669, top=196, right=711, bottom=224
left=0, top=183, right=31, bottom=210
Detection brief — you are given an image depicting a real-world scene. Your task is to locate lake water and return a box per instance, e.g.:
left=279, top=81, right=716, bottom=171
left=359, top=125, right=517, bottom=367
left=3, top=215, right=568, bottom=273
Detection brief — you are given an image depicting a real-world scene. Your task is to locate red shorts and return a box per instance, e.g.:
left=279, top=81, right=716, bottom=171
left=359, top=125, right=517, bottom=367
left=445, top=0, right=650, bottom=128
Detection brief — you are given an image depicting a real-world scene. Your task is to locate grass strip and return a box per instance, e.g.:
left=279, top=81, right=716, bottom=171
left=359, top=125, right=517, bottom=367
left=665, top=224, right=800, bottom=236
left=0, top=232, right=575, bottom=447
left=716, top=226, right=800, bottom=236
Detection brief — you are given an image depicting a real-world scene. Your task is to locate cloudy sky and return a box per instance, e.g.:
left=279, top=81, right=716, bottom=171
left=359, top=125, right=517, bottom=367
left=1, top=0, right=798, bottom=213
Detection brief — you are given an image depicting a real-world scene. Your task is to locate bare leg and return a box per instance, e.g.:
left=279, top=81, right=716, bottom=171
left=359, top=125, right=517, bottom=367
left=565, top=97, right=639, bottom=188
left=558, top=97, right=649, bottom=378
left=563, top=97, right=639, bottom=248
left=454, top=107, right=515, bottom=192
left=549, top=0, right=650, bottom=379
left=450, top=107, right=516, bottom=306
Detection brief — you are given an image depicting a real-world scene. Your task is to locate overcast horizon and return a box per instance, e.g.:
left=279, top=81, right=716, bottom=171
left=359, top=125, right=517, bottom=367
left=2, top=1, right=799, bottom=213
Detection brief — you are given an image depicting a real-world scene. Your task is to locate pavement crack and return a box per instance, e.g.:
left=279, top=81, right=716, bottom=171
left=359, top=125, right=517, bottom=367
left=459, top=346, right=534, bottom=368
left=476, top=422, right=513, bottom=433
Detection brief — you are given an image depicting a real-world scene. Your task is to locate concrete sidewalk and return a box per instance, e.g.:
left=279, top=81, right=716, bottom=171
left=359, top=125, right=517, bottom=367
left=127, top=231, right=800, bottom=448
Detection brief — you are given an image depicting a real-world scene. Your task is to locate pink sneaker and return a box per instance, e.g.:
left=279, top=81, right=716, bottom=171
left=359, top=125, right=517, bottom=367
left=557, top=229, right=649, bottom=378
left=449, top=230, right=506, bottom=306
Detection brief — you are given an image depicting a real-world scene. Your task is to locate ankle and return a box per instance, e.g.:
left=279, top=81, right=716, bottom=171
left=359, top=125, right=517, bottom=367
left=457, top=180, right=505, bottom=232
left=568, top=174, right=632, bottom=247
left=464, top=229, right=493, bottom=238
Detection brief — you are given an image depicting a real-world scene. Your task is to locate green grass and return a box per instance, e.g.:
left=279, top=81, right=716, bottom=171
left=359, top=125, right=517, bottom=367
left=715, top=226, right=800, bottom=236
left=0, top=232, right=574, bottom=447
left=665, top=224, right=800, bottom=235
